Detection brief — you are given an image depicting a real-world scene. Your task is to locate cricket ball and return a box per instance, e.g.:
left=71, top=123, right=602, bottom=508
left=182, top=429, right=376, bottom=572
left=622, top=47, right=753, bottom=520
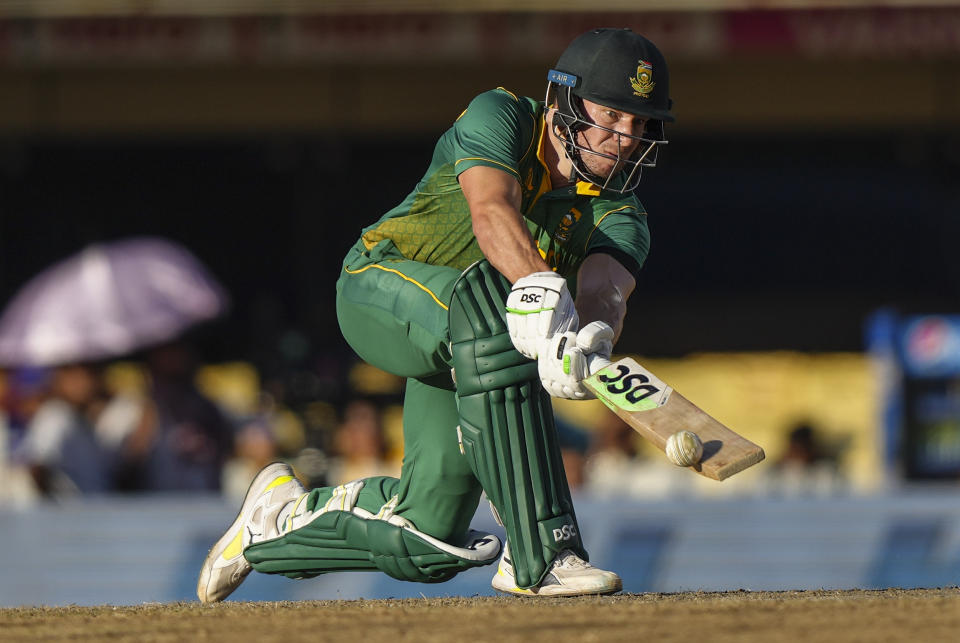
left=665, top=430, right=703, bottom=467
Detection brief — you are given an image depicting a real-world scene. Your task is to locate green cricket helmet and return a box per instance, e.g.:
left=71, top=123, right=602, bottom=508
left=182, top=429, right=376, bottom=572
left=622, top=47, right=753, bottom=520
left=546, top=28, right=674, bottom=192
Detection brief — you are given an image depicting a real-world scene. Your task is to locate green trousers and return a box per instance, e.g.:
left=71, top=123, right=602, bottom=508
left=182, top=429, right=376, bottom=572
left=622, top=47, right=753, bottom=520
left=246, top=239, right=585, bottom=586
left=326, top=239, right=482, bottom=542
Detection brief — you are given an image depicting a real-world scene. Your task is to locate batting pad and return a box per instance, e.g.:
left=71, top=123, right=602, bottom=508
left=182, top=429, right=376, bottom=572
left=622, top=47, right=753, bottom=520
left=449, top=260, right=587, bottom=589
left=244, top=504, right=501, bottom=583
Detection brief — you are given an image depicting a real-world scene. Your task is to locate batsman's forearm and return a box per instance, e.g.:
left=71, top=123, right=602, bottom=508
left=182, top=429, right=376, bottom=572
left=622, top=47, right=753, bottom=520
left=459, top=164, right=548, bottom=283
left=575, top=294, right=626, bottom=343
left=472, top=203, right=550, bottom=283
left=575, top=253, right=636, bottom=344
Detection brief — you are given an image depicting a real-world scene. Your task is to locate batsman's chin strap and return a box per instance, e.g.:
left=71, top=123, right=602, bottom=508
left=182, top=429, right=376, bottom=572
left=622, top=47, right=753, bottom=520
left=551, top=106, right=609, bottom=191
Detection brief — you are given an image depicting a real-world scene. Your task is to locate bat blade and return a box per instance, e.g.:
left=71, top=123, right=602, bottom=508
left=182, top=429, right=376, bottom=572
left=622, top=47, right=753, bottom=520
left=583, top=357, right=765, bottom=481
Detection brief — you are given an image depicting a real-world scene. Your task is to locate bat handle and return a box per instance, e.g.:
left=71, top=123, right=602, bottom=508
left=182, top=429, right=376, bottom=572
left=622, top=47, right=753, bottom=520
left=586, top=353, right=612, bottom=375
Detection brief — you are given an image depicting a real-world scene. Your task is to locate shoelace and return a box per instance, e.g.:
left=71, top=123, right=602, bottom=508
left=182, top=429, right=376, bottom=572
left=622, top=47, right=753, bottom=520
left=555, top=550, right=590, bottom=570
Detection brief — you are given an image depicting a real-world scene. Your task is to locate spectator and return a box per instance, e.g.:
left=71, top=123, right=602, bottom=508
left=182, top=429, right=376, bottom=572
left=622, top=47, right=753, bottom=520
left=766, top=421, right=846, bottom=496
left=2, top=367, right=49, bottom=448
left=0, top=369, right=41, bottom=505
left=327, top=398, right=398, bottom=485
left=16, top=363, right=114, bottom=496
left=584, top=413, right=692, bottom=498
left=554, top=414, right=591, bottom=491
left=114, top=340, right=235, bottom=492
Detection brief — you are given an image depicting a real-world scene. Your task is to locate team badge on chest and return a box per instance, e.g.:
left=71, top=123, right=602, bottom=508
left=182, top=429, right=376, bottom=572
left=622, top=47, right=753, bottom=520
left=553, top=207, right=583, bottom=243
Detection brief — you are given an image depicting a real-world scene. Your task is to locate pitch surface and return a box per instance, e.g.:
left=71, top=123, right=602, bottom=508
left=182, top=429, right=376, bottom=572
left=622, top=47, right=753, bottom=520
left=2, top=588, right=958, bottom=642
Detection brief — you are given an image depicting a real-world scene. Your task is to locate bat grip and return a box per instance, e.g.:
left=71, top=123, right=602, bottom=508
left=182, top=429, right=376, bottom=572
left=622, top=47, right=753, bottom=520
left=586, top=353, right=612, bottom=375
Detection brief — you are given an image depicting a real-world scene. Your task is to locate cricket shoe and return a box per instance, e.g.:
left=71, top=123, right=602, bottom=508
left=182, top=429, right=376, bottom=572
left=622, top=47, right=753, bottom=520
left=197, top=462, right=307, bottom=604
left=491, top=546, right=622, bottom=597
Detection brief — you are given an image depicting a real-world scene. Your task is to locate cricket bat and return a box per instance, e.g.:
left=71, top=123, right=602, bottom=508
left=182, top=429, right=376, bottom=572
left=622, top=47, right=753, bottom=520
left=583, top=356, right=765, bottom=481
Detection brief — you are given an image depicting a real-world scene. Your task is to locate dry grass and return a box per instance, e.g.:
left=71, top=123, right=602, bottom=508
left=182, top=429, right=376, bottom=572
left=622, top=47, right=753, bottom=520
left=2, top=588, right=958, bottom=643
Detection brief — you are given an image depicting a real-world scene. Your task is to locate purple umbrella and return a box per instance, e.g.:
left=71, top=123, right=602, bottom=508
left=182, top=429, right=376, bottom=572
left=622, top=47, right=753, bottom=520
left=0, top=237, right=230, bottom=367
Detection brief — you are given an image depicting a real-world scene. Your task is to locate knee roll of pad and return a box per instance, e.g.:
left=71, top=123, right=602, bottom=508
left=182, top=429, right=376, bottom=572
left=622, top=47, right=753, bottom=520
left=448, top=261, right=587, bottom=589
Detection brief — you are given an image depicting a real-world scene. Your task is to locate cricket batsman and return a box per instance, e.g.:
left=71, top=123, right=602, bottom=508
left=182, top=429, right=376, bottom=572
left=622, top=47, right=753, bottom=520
left=198, top=27, right=674, bottom=601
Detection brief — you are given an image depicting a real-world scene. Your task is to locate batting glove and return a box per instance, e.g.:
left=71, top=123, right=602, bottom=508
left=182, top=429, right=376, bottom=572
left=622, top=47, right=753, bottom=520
left=537, top=321, right=615, bottom=400
left=505, top=271, right=578, bottom=359
left=576, top=321, right=615, bottom=365
left=538, top=331, right=591, bottom=399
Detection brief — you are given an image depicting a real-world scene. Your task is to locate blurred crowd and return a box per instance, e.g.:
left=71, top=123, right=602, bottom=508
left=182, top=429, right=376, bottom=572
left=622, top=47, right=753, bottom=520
left=0, top=336, right=414, bottom=505
left=0, top=337, right=848, bottom=506
left=0, top=342, right=232, bottom=503
left=0, top=237, right=860, bottom=507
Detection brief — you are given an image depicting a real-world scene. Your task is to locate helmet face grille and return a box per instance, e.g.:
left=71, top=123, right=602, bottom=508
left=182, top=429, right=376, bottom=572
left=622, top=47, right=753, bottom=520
left=546, top=83, right=666, bottom=194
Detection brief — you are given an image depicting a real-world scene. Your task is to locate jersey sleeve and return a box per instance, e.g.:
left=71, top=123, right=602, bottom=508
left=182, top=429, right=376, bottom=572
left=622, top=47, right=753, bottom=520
left=584, top=203, right=651, bottom=281
left=449, top=89, right=533, bottom=183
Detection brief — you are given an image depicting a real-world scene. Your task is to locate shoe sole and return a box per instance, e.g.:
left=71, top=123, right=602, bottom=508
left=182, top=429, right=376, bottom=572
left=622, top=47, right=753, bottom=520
left=492, top=583, right=623, bottom=597
left=196, top=462, right=297, bottom=603
left=492, top=570, right=622, bottom=597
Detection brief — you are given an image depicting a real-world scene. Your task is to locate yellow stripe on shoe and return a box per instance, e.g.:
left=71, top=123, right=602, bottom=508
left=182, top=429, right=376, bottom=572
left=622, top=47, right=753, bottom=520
left=264, top=475, right=294, bottom=491
left=221, top=475, right=294, bottom=561
left=221, top=528, right=244, bottom=561
left=497, top=567, right=534, bottom=595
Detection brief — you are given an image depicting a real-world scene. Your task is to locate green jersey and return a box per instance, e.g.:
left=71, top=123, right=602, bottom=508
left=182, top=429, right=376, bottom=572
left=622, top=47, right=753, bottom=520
left=360, top=88, right=650, bottom=291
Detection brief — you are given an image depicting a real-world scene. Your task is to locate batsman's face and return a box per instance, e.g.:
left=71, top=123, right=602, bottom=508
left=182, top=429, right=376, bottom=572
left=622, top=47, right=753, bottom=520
left=576, top=99, right=648, bottom=178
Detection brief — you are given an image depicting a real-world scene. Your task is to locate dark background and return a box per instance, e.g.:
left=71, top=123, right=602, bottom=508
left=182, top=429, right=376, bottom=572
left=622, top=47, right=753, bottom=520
left=2, top=128, right=958, bottom=369
left=2, top=8, right=959, bottom=378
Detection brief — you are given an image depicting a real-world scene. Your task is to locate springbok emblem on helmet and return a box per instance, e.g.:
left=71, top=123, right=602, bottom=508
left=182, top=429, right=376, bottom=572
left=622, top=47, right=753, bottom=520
left=629, top=60, right=655, bottom=98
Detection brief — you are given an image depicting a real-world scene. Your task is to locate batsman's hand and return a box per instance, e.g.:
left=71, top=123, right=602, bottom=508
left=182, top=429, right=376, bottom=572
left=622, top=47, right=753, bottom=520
left=538, top=321, right=615, bottom=400
left=505, top=271, right=578, bottom=359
